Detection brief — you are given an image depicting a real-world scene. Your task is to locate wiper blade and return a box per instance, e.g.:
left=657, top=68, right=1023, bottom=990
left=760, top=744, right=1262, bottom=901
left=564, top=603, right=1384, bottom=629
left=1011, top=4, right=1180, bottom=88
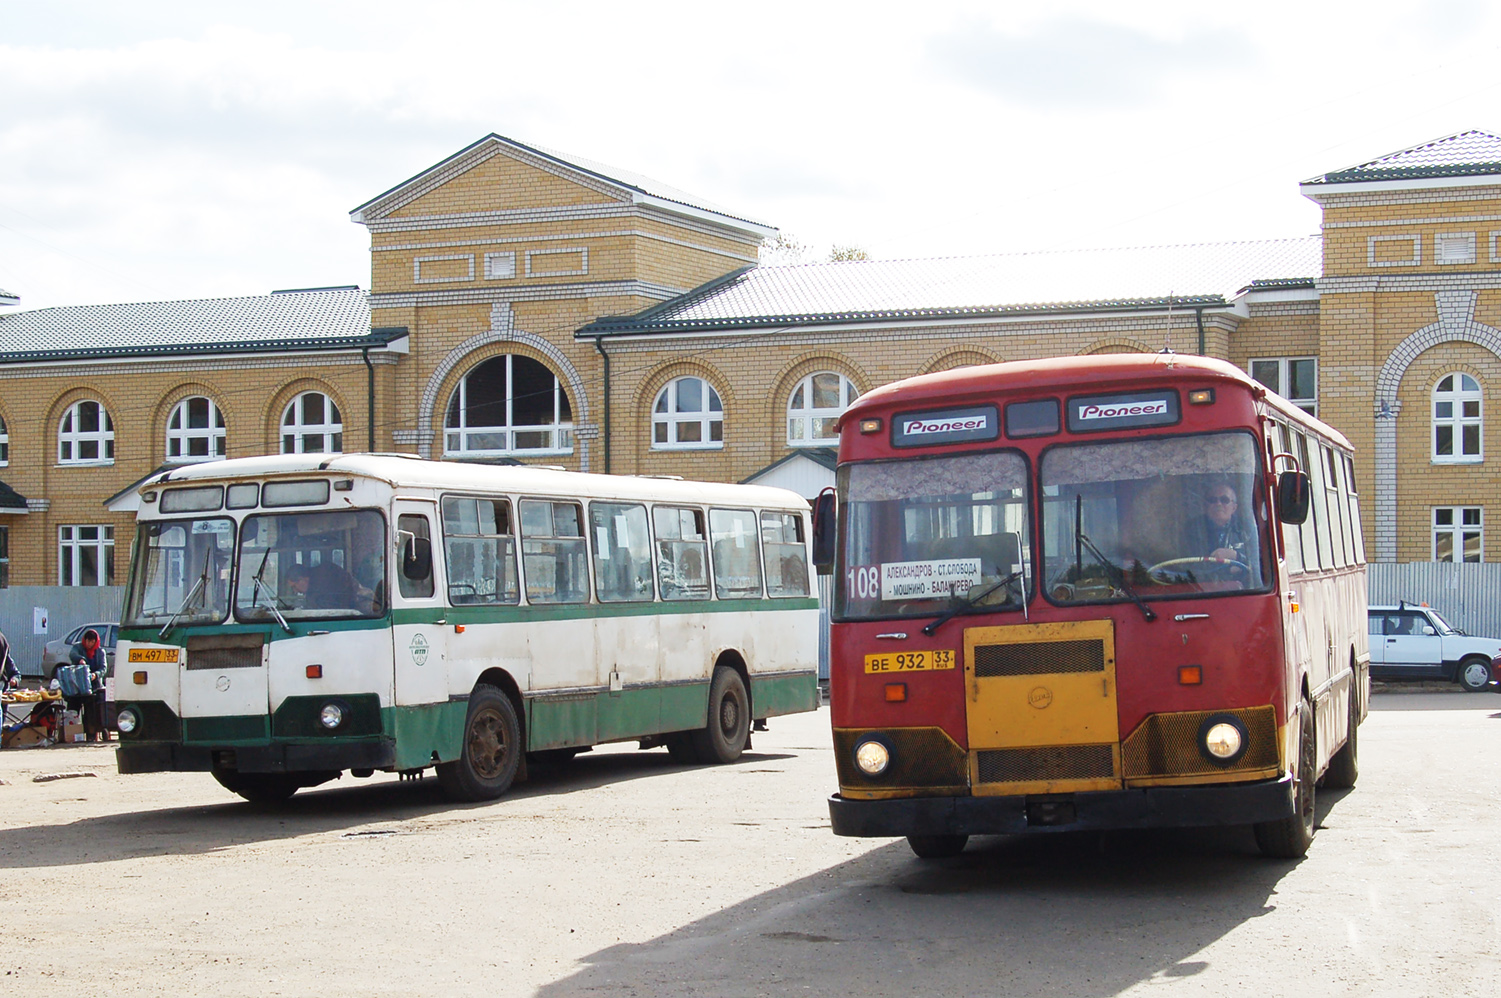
left=158, top=547, right=213, bottom=640
left=922, top=570, right=1024, bottom=637
left=248, top=548, right=293, bottom=635
left=1077, top=531, right=1156, bottom=622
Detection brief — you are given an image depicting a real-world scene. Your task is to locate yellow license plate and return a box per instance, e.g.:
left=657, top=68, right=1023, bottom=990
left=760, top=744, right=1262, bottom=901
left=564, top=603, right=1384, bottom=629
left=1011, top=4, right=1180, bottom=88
left=128, top=647, right=180, bottom=663
left=864, top=649, right=956, bottom=673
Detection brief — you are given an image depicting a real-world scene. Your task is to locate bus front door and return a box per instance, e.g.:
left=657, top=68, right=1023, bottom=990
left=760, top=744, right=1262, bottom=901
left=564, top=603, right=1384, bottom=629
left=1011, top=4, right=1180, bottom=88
left=391, top=504, right=450, bottom=716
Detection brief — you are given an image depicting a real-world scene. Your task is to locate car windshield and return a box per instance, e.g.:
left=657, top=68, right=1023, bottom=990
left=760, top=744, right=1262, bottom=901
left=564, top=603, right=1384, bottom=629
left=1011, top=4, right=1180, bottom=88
left=235, top=509, right=387, bottom=621
left=123, top=518, right=236, bottom=626
left=1040, top=431, right=1269, bottom=604
left=837, top=451, right=1030, bottom=620
left=1426, top=610, right=1455, bottom=634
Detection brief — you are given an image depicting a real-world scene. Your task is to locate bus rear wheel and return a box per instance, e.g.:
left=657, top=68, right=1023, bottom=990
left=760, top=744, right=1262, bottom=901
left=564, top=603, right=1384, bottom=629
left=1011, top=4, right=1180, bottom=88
left=437, top=684, right=521, bottom=802
left=1320, top=689, right=1359, bottom=790
left=690, top=667, right=749, bottom=764
left=1254, top=698, right=1316, bottom=859
left=908, top=834, right=968, bottom=859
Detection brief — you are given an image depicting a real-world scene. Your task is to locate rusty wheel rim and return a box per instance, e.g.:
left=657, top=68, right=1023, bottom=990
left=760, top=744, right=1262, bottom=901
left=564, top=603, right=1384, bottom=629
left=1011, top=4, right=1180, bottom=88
left=717, top=690, right=741, bottom=739
left=468, top=706, right=509, bottom=781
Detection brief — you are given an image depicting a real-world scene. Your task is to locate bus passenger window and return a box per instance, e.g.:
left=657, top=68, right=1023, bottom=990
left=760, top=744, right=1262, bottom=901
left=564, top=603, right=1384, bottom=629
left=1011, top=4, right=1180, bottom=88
left=397, top=514, right=434, bottom=599
left=761, top=511, right=810, bottom=597
left=709, top=508, right=763, bottom=599
left=590, top=502, right=654, bottom=602
left=520, top=500, right=589, bottom=604
left=441, top=497, right=518, bottom=605
left=653, top=506, right=710, bottom=600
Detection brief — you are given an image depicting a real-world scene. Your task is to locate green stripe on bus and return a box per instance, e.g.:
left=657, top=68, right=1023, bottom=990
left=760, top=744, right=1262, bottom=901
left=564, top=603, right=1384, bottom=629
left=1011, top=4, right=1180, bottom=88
left=749, top=672, right=820, bottom=717
left=388, top=701, right=467, bottom=771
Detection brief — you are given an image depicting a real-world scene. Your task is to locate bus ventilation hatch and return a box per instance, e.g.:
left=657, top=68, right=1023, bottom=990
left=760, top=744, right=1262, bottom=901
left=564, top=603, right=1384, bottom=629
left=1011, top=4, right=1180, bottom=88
left=974, top=639, right=1104, bottom=676
left=977, top=745, right=1114, bottom=783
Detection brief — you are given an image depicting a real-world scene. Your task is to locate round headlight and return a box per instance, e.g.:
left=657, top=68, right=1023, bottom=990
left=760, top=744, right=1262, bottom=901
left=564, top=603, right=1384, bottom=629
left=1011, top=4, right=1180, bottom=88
left=854, top=739, right=890, bottom=776
left=319, top=703, right=345, bottom=729
left=1204, top=721, right=1243, bottom=760
left=116, top=708, right=139, bottom=734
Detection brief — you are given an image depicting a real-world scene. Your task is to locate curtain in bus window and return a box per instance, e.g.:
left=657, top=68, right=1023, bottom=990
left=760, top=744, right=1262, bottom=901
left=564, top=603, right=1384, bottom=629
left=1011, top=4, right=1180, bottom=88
left=838, top=451, right=1029, bottom=620
left=589, top=502, right=654, bottom=602
left=520, top=500, right=589, bottom=604
left=761, top=511, right=810, bottom=597
left=653, top=506, right=710, bottom=600
left=709, top=508, right=763, bottom=599
left=441, top=497, right=519, bottom=605
left=1040, top=432, right=1267, bottom=603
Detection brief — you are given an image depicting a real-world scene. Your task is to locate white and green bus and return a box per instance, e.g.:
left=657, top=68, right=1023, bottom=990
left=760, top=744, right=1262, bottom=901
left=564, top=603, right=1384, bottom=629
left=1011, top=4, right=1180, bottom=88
left=114, top=454, right=819, bottom=802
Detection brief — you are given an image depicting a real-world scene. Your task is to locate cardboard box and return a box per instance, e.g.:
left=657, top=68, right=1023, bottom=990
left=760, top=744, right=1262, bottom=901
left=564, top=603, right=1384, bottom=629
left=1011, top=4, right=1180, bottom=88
left=2, top=726, right=48, bottom=748
left=63, top=723, right=85, bottom=743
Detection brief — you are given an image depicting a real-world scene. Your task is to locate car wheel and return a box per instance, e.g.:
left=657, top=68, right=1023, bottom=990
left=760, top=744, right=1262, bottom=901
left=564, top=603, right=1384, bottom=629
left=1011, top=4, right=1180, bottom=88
left=1457, top=656, right=1492, bottom=693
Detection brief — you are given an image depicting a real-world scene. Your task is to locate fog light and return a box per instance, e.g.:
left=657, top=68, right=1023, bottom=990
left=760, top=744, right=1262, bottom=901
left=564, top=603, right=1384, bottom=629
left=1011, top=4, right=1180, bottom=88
left=854, top=739, right=890, bottom=776
left=1204, top=722, right=1241, bottom=759
left=116, top=708, right=139, bottom=734
left=319, top=703, right=345, bottom=729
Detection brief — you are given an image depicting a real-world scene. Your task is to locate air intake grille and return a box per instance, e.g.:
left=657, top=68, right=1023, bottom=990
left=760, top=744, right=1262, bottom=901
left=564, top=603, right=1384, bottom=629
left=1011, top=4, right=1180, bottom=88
left=186, top=633, right=264, bottom=671
left=973, top=639, right=1104, bottom=677
left=977, top=744, right=1114, bottom=783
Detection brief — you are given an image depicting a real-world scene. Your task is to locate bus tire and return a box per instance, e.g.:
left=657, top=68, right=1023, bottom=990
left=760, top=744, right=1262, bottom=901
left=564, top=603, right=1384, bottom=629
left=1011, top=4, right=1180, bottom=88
left=1456, top=656, right=1492, bottom=693
left=436, top=684, right=521, bottom=802
left=1254, top=697, right=1316, bottom=859
left=907, top=834, right=968, bottom=859
left=690, top=667, right=749, bottom=764
left=1320, top=690, right=1359, bottom=790
left=664, top=733, right=701, bottom=764
left=212, top=770, right=300, bottom=804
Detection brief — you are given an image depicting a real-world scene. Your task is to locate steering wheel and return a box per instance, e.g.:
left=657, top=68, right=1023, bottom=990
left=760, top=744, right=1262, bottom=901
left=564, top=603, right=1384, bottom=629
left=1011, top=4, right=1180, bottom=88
left=1146, top=556, right=1251, bottom=582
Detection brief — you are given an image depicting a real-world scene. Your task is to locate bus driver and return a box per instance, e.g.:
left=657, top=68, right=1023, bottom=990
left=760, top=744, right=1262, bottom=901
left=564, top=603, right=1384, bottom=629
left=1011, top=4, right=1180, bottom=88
left=1184, top=479, right=1250, bottom=567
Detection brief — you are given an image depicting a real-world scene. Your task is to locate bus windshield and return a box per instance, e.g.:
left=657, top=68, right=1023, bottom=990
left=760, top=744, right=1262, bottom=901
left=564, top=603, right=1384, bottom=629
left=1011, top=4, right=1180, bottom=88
left=124, top=518, right=237, bottom=627
left=838, top=451, right=1030, bottom=619
left=1040, top=431, right=1268, bottom=604
left=235, top=509, right=387, bottom=621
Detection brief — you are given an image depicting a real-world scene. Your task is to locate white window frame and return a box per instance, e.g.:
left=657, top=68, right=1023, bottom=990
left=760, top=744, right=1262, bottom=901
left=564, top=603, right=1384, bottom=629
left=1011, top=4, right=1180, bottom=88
left=58, top=524, right=115, bottom=586
left=787, top=372, right=859, bottom=447
left=281, top=392, right=343, bottom=455
left=444, top=355, right=574, bottom=457
left=0, top=414, right=8, bottom=467
left=166, top=396, right=227, bottom=463
left=1432, top=373, right=1483, bottom=464
left=58, top=400, right=115, bottom=465
left=1249, top=357, right=1317, bottom=417
left=1433, top=506, right=1482, bottom=563
left=653, top=377, right=724, bottom=450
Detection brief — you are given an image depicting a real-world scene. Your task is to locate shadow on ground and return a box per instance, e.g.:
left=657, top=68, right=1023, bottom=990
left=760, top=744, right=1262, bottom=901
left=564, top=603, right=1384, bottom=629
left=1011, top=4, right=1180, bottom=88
left=0, top=744, right=796, bottom=870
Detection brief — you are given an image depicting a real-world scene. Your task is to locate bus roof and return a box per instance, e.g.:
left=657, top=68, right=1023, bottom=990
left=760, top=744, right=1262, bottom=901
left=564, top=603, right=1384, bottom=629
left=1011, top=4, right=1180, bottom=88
left=842, top=353, right=1353, bottom=450
left=140, top=454, right=811, bottom=509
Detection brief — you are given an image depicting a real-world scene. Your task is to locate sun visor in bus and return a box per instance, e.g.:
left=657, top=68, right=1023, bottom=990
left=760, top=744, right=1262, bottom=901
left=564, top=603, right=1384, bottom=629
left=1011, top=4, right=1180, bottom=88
left=293, top=511, right=359, bottom=535
left=890, top=405, right=999, bottom=448
left=1065, top=391, right=1181, bottom=433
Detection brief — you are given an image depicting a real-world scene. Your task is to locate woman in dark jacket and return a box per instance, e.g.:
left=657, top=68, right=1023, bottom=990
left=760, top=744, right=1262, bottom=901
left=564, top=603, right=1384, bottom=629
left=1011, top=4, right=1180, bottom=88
left=69, top=629, right=110, bottom=742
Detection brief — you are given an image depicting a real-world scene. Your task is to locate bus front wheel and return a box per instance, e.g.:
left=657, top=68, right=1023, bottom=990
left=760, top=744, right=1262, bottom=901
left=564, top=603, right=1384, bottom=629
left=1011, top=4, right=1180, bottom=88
left=437, top=684, right=521, bottom=802
left=690, top=667, right=750, bottom=764
left=212, top=770, right=301, bottom=804
left=908, top=834, right=968, bottom=859
left=1254, top=698, right=1316, bottom=859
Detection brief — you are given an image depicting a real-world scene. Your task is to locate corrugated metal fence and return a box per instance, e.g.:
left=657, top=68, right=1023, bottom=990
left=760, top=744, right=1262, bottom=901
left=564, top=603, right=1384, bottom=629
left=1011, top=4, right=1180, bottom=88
left=0, top=586, right=127, bottom=676
left=1367, top=562, right=1501, bottom=639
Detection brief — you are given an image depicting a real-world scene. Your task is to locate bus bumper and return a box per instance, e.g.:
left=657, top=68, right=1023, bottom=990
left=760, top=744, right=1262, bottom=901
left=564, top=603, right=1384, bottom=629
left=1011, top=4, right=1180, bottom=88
left=828, top=775, right=1295, bottom=837
left=117, top=739, right=397, bottom=775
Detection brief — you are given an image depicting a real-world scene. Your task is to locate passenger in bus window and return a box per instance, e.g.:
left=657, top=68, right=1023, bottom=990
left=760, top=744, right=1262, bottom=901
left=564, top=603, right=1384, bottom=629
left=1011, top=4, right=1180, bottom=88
left=286, top=561, right=371, bottom=612
left=1184, top=479, right=1250, bottom=568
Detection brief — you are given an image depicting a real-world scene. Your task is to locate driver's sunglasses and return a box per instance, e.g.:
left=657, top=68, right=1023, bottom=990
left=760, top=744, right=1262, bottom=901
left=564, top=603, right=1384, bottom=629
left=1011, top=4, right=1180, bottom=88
left=1206, top=495, right=1236, bottom=505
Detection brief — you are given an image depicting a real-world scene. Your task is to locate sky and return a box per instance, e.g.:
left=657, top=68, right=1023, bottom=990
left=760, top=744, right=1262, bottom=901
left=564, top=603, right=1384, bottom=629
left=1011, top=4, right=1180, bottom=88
left=1, top=0, right=1498, bottom=310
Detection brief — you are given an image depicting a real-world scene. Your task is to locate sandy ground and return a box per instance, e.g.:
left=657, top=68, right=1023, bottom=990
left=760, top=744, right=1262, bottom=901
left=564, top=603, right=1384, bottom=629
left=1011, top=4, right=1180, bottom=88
left=1, top=693, right=1498, bottom=997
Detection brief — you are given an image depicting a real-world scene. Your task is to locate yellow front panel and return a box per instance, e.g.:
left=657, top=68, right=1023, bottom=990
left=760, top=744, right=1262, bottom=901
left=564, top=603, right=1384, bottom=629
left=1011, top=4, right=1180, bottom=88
left=964, top=620, right=1122, bottom=795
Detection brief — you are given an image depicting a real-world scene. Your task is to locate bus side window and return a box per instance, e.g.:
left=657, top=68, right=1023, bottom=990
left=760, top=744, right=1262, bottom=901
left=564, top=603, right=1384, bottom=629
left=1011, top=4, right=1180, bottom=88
left=520, top=499, right=589, bottom=604
left=1346, top=455, right=1366, bottom=563
left=1323, top=445, right=1349, bottom=568
left=397, top=514, right=435, bottom=599
left=653, top=506, right=710, bottom=600
left=589, top=502, right=654, bottom=602
left=1272, top=422, right=1304, bottom=574
left=441, top=496, right=519, bottom=605
left=709, top=508, right=764, bottom=599
left=761, top=510, right=810, bottom=597
left=1295, top=431, right=1328, bottom=569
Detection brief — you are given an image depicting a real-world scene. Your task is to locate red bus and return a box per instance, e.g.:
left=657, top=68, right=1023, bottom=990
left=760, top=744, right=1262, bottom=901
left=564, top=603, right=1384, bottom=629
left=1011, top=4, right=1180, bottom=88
left=815, top=354, right=1367, bottom=859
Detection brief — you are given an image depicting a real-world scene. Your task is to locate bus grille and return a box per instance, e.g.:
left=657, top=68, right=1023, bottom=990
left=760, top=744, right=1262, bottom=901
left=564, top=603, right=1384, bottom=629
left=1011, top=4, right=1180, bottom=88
left=1121, top=706, right=1279, bottom=778
left=186, top=633, right=264, bottom=671
left=832, top=727, right=967, bottom=791
left=977, top=745, right=1114, bottom=783
left=973, top=639, right=1104, bottom=677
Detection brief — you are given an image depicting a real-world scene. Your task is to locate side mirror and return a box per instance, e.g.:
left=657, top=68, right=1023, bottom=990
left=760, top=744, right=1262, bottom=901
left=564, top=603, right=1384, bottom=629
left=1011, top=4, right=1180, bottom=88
left=1423, top=625, right=1437, bottom=636
left=1277, top=470, right=1310, bottom=525
left=811, top=490, right=836, bottom=574
left=402, top=536, right=432, bottom=581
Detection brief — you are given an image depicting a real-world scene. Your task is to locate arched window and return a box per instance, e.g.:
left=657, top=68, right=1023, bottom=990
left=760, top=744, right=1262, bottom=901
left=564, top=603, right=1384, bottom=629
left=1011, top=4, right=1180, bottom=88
left=445, top=354, right=573, bottom=455
left=282, top=392, right=342, bottom=454
left=0, top=415, right=8, bottom=466
left=58, top=400, right=115, bottom=464
left=653, top=376, right=722, bottom=449
left=787, top=372, right=859, bottom=446
left=166, top=396, right=227, bottom=462
left=1433, top=373, right=1482, bottom=463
